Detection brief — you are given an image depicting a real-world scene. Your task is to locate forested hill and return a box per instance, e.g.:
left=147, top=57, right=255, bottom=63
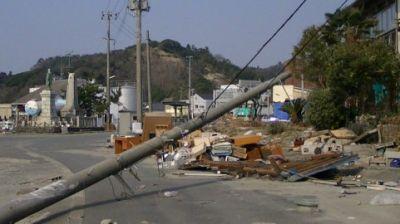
left=0, top=39, right=283, bottom=103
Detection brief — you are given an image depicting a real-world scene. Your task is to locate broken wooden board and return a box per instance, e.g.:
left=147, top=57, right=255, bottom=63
left=231, top=135, right=261, bottom=147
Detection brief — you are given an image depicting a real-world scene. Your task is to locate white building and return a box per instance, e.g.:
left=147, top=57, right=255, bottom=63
left=190, top=93, right=213, bottom=117
left=272, top=85, right=310, bottom=103
left=212, top=85, right=242, bottom=109
left=212, top=80, right=268, bottom=115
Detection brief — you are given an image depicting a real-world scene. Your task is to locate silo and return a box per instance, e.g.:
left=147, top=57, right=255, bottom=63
left=119, top=85, right=136, bottom=112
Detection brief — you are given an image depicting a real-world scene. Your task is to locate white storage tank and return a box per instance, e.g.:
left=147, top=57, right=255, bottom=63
left=55, top=96, right=66, bottom=111
left=119, top=85, right=136, bottom=112
left=25, top=100, right=42, bottom=116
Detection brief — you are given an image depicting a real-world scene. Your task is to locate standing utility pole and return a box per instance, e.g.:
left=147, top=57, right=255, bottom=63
left=102, top=11, right=117, bottom=130
left=146, top=30, right=152, bottom=112
left=66, top=51, right=73, bottom=73
left=129, top=0, right=150, bottom=122
left=186, top=56, right=193, bottom=119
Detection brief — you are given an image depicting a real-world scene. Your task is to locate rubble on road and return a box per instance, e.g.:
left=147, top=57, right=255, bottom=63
left=154, top=115, right=400, bottom=186
left=156, top=125, right=359, bottom=182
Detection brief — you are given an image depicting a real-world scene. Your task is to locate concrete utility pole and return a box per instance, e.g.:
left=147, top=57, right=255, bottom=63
left=0, top=72, right=292, bottom=223
left=102, top=11, right=117, bottom=130
left=146, top=30, right=152, bottom=112
left=66, top=51, right=73, bottom=73
left=186, top=56, right=193, bottom=119
left=396, top=0, right=400, bottom=54
left=129, top=0, right=150, bottom=122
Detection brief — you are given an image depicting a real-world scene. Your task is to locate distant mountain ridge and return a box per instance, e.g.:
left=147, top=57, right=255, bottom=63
left=0, top=39, right=283, bottom=103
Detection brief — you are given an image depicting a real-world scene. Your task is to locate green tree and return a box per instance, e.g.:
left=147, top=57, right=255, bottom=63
left=281, top=98, right=307, bottom=123
left=78, top=84, right=106, bottom=116
left=294, top=7, right=400, bottom=116
left=305, top=89, right=346, bottom=130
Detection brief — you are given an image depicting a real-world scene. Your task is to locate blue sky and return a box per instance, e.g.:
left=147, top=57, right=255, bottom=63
left=0, top=0, right=352, bottom=73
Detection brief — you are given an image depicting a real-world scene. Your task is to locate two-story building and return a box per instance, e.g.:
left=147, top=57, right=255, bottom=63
left=190, top=93, right=213, bottom=117
left=351, top=0, right=400, bottom=53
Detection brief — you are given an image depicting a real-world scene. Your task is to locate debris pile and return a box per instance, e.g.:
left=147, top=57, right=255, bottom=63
left=157, top=128, right=358, bottom=182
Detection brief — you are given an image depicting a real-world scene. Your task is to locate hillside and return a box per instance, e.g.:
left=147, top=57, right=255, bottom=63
left=0, top=39, right=282, bottom=103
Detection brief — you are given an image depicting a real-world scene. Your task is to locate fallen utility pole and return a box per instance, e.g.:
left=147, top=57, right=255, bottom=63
left=0, top=72, right=290, bottom=223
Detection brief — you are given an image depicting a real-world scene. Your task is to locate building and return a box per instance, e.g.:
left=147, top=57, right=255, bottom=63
left=162, top=98, right=189, bottom=118
left=0, top=104, right=12, bottom=120
left=212, top=80, right=267, bottom=116
left=238, top=79, right=261, bottom=90
left=190, top=93, right=213, bottom=117
left=272, top=85, right=309, bottom=103
left=212, top=84, right=241, bottom=109
left=351, top=0, right=400, bottom=53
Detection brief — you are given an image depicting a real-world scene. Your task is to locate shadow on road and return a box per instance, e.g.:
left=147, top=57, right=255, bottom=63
left=35, top=178, right=224, bottom=223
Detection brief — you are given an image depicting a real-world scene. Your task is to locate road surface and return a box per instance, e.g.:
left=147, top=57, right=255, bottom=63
left=1, top=132, right=387, bottom=224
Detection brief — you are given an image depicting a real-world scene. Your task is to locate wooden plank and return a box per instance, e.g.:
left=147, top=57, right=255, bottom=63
left=231, top=135, right=261, bottom=147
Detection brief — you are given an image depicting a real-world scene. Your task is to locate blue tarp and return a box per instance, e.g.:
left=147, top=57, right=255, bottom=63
left=273, top=102, right=290, bottom=121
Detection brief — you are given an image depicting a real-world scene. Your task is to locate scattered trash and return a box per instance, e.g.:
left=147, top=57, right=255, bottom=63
left=100, top=219, right=118, bottom=224
left=172, top=171, right=228, bottom=177
left=163, top=191, right=178, bottom=198
left=384, top=181, right=399, bottom=187
left=339, top=189, right=357, bottom=195
left=292, top=196, right=319, bottom=208
left=390, top=158, right=400, bottom=168
left=136, top=184, right=146, bottom=191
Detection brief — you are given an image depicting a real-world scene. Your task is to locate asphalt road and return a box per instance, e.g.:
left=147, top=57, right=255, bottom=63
left=0, top=133, right=326, bottom=224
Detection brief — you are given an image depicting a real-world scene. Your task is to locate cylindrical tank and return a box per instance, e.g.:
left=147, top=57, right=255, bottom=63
left=55, top=96, right=66, bottom=111
left=25, top=100, right=42, bottom=116
left=119, top=85, right=136, bottom=112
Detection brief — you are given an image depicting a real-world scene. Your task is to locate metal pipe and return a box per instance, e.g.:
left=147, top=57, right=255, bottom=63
left=0, top=72, right=290, bottom=223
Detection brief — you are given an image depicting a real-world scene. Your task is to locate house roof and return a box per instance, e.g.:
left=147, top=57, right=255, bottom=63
left=13, top=80, right=68, bottom=104
left=162, top=98, right=189, bottom=106
left=350, top=0, right=395, bottom=17
left=151, top=102, right=165, bottom=111
left=13, top=79, right=86, bottom=104
left=195, top=93, right=213, bottom=100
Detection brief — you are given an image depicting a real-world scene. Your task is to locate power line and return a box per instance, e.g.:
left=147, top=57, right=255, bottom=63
left=264, top=0, right=350, bottom=91
left=206, top=0, right=308, bottom=115
left=205, top=0, right=350, bottom=118
left=112, top=0, right=122, bottom=12
left=115, top=7, right=136, bottom=40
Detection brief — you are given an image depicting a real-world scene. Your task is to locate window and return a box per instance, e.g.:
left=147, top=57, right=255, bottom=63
left=374, top=3, right=396, bottom=34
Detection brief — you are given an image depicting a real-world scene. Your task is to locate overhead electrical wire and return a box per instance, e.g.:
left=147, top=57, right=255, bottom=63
left=256, top=0, right=351, bottom=104
left=115, top=6, right=136, bottom=40
left=205, top=0, right=350, bottom=117
left=205, top=0, right=308, bottom=115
